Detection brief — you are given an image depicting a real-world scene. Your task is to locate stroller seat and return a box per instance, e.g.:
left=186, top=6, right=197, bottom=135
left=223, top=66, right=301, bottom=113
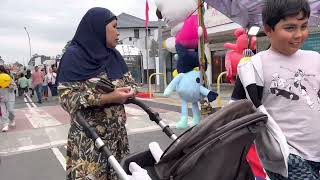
left=122, top=100, right=267, bottom=180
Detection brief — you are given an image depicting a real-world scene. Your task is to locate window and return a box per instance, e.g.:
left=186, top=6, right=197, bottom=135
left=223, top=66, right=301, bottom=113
left=211, top=50, right=227, bottom=84
left=134, top=29, right=139, bottom=38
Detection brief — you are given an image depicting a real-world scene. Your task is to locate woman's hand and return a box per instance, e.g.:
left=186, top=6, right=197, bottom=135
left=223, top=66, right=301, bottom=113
left=100, top=87, right=135, bottom=104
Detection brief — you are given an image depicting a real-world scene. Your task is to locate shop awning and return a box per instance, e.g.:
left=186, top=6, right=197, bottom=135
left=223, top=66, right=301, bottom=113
left=204, top=0, right=320, bottom=28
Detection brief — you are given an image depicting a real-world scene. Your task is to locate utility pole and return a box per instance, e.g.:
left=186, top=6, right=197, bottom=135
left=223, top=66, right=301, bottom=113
left=145, top=28, right=149, bottom=85
left=158, top=19, right=165, bottom=92
left=24, top=27, right=32, bottom=63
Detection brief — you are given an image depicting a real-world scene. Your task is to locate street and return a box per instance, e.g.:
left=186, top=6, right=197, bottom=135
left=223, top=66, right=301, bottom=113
left=0, top=95, right=187, bottom=180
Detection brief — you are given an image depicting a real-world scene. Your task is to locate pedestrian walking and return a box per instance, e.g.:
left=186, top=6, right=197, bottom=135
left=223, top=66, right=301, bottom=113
left=17, top=73, right=28, bottom=96
left=31, top=66, right=44, bottom=103
left=25, top=69, right=34, bottom=97
left=6, top=69, right=16, bottom=128
left=42, top=69, right=49, bottom=101
left=46, top=67, right=57, bottom=97
left=0, top=66, right=12, bottom=132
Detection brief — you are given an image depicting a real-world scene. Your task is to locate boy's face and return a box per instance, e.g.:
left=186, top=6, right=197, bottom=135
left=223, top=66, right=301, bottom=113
left=264, top=12, right=309, bottom=56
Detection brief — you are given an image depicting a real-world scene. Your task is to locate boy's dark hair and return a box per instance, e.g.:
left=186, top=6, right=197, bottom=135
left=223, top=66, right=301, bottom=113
left=262, top=0, right=310, bottom=30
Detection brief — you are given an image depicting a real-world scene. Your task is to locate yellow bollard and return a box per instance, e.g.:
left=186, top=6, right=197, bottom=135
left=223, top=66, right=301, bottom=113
left=216, top=71, right=227, bottom=108
left=148, top=73, right=167, bottom=98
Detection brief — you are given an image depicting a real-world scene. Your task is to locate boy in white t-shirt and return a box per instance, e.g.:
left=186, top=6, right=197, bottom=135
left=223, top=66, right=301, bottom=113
left=234, top=0, right=320, bottom=179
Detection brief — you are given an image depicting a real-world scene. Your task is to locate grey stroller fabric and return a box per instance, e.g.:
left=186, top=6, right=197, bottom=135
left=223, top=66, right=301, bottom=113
left=154, top=100, right=267, bottom=180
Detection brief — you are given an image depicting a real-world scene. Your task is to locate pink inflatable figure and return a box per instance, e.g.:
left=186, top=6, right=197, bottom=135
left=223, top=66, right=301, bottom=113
left=175, top=15, right=208, bottom=49
left=224, top=28, right=256, bottom=83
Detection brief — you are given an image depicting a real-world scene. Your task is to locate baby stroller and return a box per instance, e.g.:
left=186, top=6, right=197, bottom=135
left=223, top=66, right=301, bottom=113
left=76, top=98, right=267, bottom=180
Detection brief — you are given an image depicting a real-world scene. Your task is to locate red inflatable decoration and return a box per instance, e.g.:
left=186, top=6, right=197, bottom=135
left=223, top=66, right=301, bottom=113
left=224, top=28, right=256, bottom=83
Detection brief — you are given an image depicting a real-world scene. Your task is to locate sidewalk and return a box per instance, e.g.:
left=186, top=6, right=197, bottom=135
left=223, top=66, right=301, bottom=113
left=136, top=83, right=233, bottom=108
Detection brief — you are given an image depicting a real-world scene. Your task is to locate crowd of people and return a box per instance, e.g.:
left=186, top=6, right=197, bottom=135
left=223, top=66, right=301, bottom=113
left=16, top=65, right=58, bottom=100
left=0, top=64, right=58, bottom=132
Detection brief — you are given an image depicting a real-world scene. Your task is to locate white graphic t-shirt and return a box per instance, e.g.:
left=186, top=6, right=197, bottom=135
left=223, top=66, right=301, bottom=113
left=261, top=49, right=320, bottom=162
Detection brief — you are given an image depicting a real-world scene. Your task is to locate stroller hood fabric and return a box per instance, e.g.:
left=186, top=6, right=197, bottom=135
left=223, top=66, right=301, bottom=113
left=154, top=100, right=268, bottom=180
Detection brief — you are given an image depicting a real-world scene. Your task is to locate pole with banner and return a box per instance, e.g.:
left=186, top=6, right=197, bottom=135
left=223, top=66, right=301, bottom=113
left=198, top=0, right=214, bottom=116
left=145, top=0, right=149, bottom=85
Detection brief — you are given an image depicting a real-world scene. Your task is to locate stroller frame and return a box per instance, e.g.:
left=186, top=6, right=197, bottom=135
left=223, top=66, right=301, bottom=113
left=76, top=99, right=267, bottom=180
left=75, top=97, right=178, bottom=180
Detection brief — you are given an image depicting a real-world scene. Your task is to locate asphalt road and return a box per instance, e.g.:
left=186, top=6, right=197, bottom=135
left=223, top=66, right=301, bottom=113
left=0, top=129, right=185, bottom=180
left=0, top=95, right=187, bottom=180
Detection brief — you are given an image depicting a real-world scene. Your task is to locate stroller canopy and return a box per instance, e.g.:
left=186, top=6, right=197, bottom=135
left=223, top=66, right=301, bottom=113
left=155, top=100, right=268, bottom=180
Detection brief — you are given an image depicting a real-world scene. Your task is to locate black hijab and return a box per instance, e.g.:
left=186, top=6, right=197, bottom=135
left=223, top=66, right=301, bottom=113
left=57, top=7, right=128, bottom=82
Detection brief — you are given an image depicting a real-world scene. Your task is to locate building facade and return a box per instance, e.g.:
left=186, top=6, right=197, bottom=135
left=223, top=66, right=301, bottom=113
left=117, top=13, right=165, bottom=84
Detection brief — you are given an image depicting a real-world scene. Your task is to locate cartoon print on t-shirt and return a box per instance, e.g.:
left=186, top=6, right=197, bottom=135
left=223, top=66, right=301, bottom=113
left=292, top=69, right=316, bottom=108
left=270, top=72, right=299, bottom=100
left=270, top=67, right=319, bottom=110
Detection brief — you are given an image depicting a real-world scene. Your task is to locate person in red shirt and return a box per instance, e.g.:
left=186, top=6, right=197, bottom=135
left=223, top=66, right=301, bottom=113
left=31, top=66, right=44, bottom=103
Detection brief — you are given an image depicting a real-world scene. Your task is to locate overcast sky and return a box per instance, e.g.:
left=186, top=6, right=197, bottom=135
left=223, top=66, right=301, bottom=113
left=0, top=0, right=158, bottom=65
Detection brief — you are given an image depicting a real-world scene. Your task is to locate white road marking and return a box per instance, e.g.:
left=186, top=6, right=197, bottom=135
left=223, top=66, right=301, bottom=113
left=15, top=95, right=181, bottom=172
left=127, top=123, right=176, bottom=135
left=22, top=108, right=62, bottom=128
left=125, top=105, right=147, bottom=116
left=24, top=97, right=32, bottom=109
left=0, top=140, right=67, bottom=156
left=24, top=95, right=67, bottom=171
left=25, top=94, right=36, bottom=107
left=23, top=95, right=62, bottom=128
left=51, top=147, right=66, bottom=170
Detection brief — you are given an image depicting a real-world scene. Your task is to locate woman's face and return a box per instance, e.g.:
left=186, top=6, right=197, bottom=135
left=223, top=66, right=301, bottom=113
left=105, top=19, right=119, bottom=48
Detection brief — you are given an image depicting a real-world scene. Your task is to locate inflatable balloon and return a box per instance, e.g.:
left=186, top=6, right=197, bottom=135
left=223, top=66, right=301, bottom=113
left=175, top=15, right=208, bottom=49
left=224, top=28, right=256, bottom=83
left=155, top=0, right=208, bottom=73
left=155, top=0, right=197, bottom=36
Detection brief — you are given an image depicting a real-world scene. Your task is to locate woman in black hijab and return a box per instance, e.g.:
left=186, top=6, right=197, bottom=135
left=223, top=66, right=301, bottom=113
left=57, top=7, right=136, bottom=179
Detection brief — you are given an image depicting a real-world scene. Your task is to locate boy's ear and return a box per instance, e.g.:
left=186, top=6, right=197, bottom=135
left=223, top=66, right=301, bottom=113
left=263, top=25, right=272, bottom=37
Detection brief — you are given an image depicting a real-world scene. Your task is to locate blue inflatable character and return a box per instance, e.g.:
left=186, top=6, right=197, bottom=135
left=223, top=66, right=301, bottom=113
left=164, top=44, right=218, bottom=129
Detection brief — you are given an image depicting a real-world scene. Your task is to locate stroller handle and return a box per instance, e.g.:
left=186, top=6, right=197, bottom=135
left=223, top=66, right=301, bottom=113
left=126, top=98, right=177, bottom=141
left=75, top=112, right=130, bottom=180
left=95, top=77, right=177, bottom=141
